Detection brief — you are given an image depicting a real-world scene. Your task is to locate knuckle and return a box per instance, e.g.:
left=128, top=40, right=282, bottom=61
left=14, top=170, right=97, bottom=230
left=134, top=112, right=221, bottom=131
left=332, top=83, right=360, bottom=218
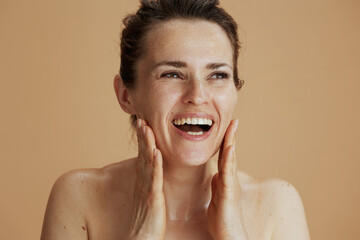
left=144, top=158, right=151, bottom=167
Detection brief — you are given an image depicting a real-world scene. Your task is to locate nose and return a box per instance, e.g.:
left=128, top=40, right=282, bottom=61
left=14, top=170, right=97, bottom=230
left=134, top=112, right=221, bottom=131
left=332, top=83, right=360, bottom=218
left=182, top=78, right=208, bottom=106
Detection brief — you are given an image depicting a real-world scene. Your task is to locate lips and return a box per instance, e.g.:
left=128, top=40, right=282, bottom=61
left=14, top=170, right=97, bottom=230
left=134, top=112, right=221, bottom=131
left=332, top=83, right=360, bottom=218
left=171, top=113, right=215, bottom=140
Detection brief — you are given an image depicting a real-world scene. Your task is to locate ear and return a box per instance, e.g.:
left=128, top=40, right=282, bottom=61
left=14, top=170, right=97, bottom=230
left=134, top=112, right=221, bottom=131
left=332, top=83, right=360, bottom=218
left=113, top=74, right=136, bottom=115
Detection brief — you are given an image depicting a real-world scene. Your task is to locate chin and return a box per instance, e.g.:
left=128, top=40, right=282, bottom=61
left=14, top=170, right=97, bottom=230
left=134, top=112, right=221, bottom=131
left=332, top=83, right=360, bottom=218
left=163, top=147, right=215, bottom=167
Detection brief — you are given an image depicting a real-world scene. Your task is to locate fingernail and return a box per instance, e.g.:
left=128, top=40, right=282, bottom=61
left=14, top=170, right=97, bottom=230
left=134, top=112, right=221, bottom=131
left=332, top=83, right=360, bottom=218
left=153, top=148, right=157, bottom=158
left=137, top=119, right=141, bottom=129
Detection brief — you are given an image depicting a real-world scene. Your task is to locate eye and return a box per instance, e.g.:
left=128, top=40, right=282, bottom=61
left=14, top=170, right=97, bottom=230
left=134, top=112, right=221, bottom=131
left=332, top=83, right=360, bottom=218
left=210, top=71, right=230, bottom=80
left=161, top=71, right=183, bottom=79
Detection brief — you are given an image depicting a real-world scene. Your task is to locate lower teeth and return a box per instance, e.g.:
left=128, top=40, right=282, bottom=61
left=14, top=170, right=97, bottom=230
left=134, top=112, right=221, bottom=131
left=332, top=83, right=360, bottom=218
left=187, top=131, right=204, bottom=136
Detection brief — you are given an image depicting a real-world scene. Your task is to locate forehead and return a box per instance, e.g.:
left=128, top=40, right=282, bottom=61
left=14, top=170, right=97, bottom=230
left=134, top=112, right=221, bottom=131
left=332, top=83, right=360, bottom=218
left=140, top=19, right=234, bottom=67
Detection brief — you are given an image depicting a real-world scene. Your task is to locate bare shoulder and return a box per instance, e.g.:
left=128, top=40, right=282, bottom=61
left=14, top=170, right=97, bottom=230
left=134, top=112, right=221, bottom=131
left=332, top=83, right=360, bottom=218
left=50, top=158, right=136, bottom=202
left=237, top=171, right=306, bottom=212
left=41, top=158, right=137, bottom=240
left=237, top=171, right=310, bottom=240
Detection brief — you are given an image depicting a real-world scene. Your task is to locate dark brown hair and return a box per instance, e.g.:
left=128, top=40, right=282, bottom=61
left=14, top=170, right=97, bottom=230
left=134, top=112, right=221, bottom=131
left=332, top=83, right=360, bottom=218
left=120, top=0, right=244, bottom=126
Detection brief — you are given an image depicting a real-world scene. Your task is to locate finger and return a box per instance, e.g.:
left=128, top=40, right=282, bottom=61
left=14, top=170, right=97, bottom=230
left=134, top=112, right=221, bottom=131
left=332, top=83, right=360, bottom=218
left=136, top=119, right=147, bottom=151
left=137, top=119, right=157, bottom=158
left=210, top=173, right=219, bottom=206
left=137, top=119, right=156, bottom=168
left=152, top=148, right=164, bottom=195
left=223, top=119, right=238, bottom=153
left=218, top=119, right=238, bottom=172
left=218, top=138, right=224, bottom=172
left=142, top=126, right=158, bottom=174
left=220, top=145, right=235, bottom=191
left=233, top=146, right=238, bottom=176
left=136, top=119, right=148, bottom=170
left=143, top=124, right=157, bottom=154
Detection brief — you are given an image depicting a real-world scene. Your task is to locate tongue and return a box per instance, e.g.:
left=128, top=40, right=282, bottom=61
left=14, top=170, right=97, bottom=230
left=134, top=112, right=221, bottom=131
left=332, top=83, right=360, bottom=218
left=176, top=124, right=204, bottom=132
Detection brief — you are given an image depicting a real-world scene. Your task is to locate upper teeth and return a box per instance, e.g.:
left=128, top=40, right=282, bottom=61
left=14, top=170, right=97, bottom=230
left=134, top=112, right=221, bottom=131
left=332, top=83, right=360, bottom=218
left=173, top=118, right=213, bottom=126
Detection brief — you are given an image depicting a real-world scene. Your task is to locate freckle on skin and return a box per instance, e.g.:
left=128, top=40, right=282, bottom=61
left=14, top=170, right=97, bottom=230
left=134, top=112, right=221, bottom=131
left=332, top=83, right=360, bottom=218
left=269, top=213, right=272, bottom=216
left=81, top=181, right=84, bottom=183
left=82, top=226, right=86, bottom=231
left=204, top=188, right=207, bottom=192
left=122, top=203, right=125, bottom=206
left=64, top=226, right=66, bottom=229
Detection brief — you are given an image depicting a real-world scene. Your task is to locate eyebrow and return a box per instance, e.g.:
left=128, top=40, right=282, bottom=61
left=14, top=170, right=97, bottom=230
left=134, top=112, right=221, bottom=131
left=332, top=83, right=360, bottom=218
left=206, top=63, right=233, bottom=70
left=153, top=61, right=187, bottom=69
left=153, top=61, right=233, bottom=70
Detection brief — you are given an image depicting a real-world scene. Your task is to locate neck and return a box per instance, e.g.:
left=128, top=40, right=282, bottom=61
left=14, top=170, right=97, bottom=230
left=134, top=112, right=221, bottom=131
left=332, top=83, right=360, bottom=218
left=162, top=155, right=217, bottom=222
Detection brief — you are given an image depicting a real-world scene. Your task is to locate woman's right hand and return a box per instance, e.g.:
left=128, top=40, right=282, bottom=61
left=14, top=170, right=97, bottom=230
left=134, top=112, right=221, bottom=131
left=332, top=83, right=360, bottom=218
left=126, top=119, right=166, bottom=240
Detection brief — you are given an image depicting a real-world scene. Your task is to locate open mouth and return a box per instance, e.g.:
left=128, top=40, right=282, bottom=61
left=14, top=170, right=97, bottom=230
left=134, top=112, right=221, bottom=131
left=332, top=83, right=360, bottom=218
left=172, top=117, right=213, bottom=136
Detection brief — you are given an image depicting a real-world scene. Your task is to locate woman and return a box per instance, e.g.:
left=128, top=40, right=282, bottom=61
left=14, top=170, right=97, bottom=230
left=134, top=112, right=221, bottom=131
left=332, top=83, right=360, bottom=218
left=41, top=0, right=310, bottom=239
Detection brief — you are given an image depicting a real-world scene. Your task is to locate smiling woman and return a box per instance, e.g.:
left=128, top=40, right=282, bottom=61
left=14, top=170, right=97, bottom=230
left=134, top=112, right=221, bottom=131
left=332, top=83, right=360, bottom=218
left=40, top=0, right=310, bottom=239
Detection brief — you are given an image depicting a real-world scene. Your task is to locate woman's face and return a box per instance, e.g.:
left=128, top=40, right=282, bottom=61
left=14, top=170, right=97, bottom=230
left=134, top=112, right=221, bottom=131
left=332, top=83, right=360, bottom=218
left=129, top=19, right=238, bottom=166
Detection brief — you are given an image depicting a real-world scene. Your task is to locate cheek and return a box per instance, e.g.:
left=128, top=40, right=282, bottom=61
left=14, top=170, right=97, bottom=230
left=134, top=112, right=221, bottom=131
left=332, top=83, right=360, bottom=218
left=150, top=85, right=179, bottom=111
left=227, top=92, right=238, bottom=114
left=214, top=88, right=238, bottom=114
left=139, top=84, right=181, bottom=121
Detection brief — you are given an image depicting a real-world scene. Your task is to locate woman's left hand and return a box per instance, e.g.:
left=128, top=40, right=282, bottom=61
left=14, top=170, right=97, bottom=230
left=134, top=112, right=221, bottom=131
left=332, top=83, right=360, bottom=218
left=207, top=119, right=249, bottom=240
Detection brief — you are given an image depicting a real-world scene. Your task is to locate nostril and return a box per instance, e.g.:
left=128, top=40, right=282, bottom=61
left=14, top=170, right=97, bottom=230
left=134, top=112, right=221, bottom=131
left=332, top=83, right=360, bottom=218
left=183, top=88, right=208, bottom=105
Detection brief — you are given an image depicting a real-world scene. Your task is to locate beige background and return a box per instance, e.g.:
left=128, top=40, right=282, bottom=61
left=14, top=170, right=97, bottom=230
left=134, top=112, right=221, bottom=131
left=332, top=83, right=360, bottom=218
left=0, top=0, right=359, bottom=239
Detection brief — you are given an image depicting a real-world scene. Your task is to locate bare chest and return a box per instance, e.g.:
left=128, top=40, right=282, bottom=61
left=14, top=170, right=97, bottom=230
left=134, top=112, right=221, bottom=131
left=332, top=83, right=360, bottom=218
left=85, top=200, right=274, bottom=240
left=86, top=207, right=213, bottom=240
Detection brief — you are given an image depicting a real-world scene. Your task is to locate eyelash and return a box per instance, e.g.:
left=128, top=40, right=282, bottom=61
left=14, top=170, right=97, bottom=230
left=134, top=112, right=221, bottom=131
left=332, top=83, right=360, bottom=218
left=160, top=71, right=231, bottom=80
left=210, top=71, right=230, bottom=80
left=160, top=71, right=183, bottom=79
